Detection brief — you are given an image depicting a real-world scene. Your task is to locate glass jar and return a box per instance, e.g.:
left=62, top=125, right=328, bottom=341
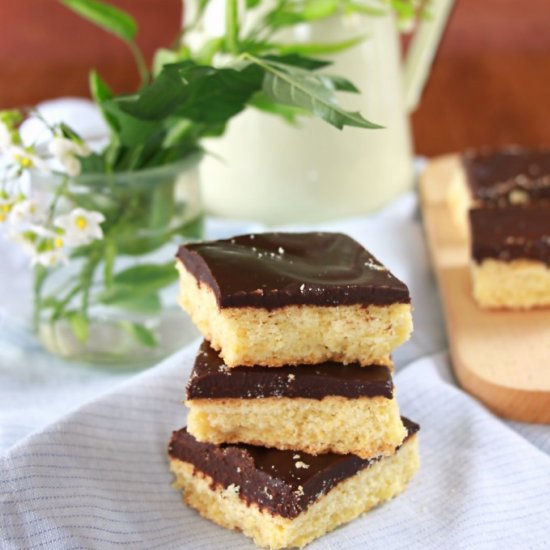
left=31, top=153, right=203, bottom=368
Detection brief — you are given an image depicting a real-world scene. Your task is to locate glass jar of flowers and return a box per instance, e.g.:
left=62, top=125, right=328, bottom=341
left=0, top=0, right=402, bottom=366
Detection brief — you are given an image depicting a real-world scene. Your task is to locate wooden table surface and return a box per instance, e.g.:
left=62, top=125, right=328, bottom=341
left=1, top=0, right=549, bottom=156
left=412, top=0, right=550, bottom=155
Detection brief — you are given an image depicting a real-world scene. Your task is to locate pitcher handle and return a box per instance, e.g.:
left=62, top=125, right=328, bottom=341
left=403, top=0, right=456, bottom=114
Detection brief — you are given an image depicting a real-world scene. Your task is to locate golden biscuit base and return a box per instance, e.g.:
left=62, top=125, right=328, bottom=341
left=186, top=395, right=407, bottom=459
left=177, top=262, right=412, bottom=368
left=472, top=258, right=550, bottom=309
left=170, top=435, right=419, bottom=550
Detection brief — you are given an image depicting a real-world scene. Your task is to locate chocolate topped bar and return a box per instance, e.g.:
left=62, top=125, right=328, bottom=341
left=176, top=232, right=410, bottom=309
left=187, top=340, right=393, bottom=400
left=470, top=205, right=550, bottom=265
left=463, top=146, right=550, bottom=206
left=168, top=418, right=419, bottom=519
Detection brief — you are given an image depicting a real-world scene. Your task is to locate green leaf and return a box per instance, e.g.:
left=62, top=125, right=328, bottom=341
left=113, top=262, right=178, bottom=290
left=199, top=0, right=212, bottom=9
left=60, top=0, right=137, bottom=43
left=149, top=182, right=176, bottom=230
left=302, top=0, right=340, bottom=19
left=120, top=294, right=162, bottom=315
left=103, top=238, right=116, bottom=288
left=391, top=0, right=416, bottom=19
left=249, top=92, right=307, bottom=124
left=265, top=0, right=339, bottom=29
left=98, top=285, right=135, bottom=305
left=111, top=61, right=263, bottom=126
left=344, top=1, right=387, bottom=17
left=247, top=56, right=382, bottom=130
left=102, top=99, right=159, bottom=147
left=320, top=75, right=360, bottom=93
left=89, top=69, right=113, bottom=103
left=114, top=64, right=188, bottom=121
left=152, top=48, right=181, bottom=77
left=113, top=233, right=167, bottom=256
left=263, top=54, right=331, bottom=71
left=78, top=152, right=107, bottom=173
left=275, top=35, right=367, bottom=56
left=101, top=289, right=162, bottom=314
left=47, top=284, right=83, bottom=321
left=137, top=131, right=198, bottom=170
left=128, top=137, right=161, bottom=170
left=68, top=311, right=89, bottom=343
left=112, top=211, right=203, bottom=256
left=117, top=143, right=146, bottom=171
left=89, top=70, right=119, bottom=131
left=246, top=0, right=261, bottom=7
left=162, top=119, right=194, bottom=148
left=40, top=297, right=63, bottom=310
left=0, top=109, right=23, bottom=127
left=119, top=321, right=157, bottom=347
left=98, top=262, right=178, bottom=309
left=196, top=37, right=225, bottom=65
left=172, top=63, right=264, bottom=124
left=58, top=122, right=85, bottom=142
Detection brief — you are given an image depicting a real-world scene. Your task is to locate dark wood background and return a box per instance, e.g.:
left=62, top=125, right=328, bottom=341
left=1, top=0, right=549, bottom=156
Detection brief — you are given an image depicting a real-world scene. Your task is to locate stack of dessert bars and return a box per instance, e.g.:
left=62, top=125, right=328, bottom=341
left=448, top=146, right=550, bottom=309
left=168, top=232, right=420, bottom=549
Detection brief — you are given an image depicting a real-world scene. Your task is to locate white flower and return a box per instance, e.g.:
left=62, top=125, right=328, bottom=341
left=49, top=137, right=90, bottom=159
left=9, top=145, right=50, bottom=173
left=8, top=199, right=47, bottom=227
left=8, top=223, right=66, bottom=264
left=62, top=155, right=82, bottom=177
left=28, top=224, right=57, bottom=239
left=0, top=196, right=15, bottom=223
left=54, top=207, right=105, bottom=247
left=32, top=248, right=67, bottom=268
left=48, top=137, right=91, bottom=177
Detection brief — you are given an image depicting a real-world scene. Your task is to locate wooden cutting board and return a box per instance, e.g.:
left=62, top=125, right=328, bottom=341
left=419, top=154, right=550, bottom=424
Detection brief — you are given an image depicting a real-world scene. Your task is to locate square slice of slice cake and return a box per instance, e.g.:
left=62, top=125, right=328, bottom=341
left=469, top=205, right=550, bottom=309
left=448, top=146, right=550, bottom=234
left=176, top=232, right=412, bottom=367
left=168, top=418, right=419, bottom=550
left=186, top=340, right=406, bottom=459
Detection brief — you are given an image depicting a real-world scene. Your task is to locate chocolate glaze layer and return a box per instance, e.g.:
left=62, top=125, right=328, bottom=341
left=469, top=205, right=550, bottom=265
left=187, top=340, right=393, bottom=400
left=176, top=232, right=410, bottom=309
left=463, top=147, right=550, bottom=206
left=168, top=418, right=419, bottom=519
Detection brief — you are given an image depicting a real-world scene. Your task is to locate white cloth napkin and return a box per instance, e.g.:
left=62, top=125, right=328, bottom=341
left=2, top=346, right=550, bottom=550
left=2, top=186, right=550, bottom=549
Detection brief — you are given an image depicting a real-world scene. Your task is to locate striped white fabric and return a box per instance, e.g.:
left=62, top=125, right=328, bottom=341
left=2, top=347, right=550, bottom=549
left=2, top=191, right=549, bottom=549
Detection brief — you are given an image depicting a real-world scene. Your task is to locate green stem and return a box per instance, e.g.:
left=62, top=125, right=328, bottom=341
left=48, top=175, right=69, bottom=223
left=30, top=109, right=56, bottom=134
left=128, top=40, right=150, bottom=87
left=33, top=265, right=48, bottom=331
left=50, top=284, right=83, bottom=322
left=225, top=0, right=239, bottom=53
left=80, top=249, right=102, bottom=317
left=171, top=27, right=187, bottom=51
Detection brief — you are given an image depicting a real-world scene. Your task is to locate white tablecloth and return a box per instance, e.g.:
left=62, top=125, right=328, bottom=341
left=1, top=190, right=550, bottom=549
